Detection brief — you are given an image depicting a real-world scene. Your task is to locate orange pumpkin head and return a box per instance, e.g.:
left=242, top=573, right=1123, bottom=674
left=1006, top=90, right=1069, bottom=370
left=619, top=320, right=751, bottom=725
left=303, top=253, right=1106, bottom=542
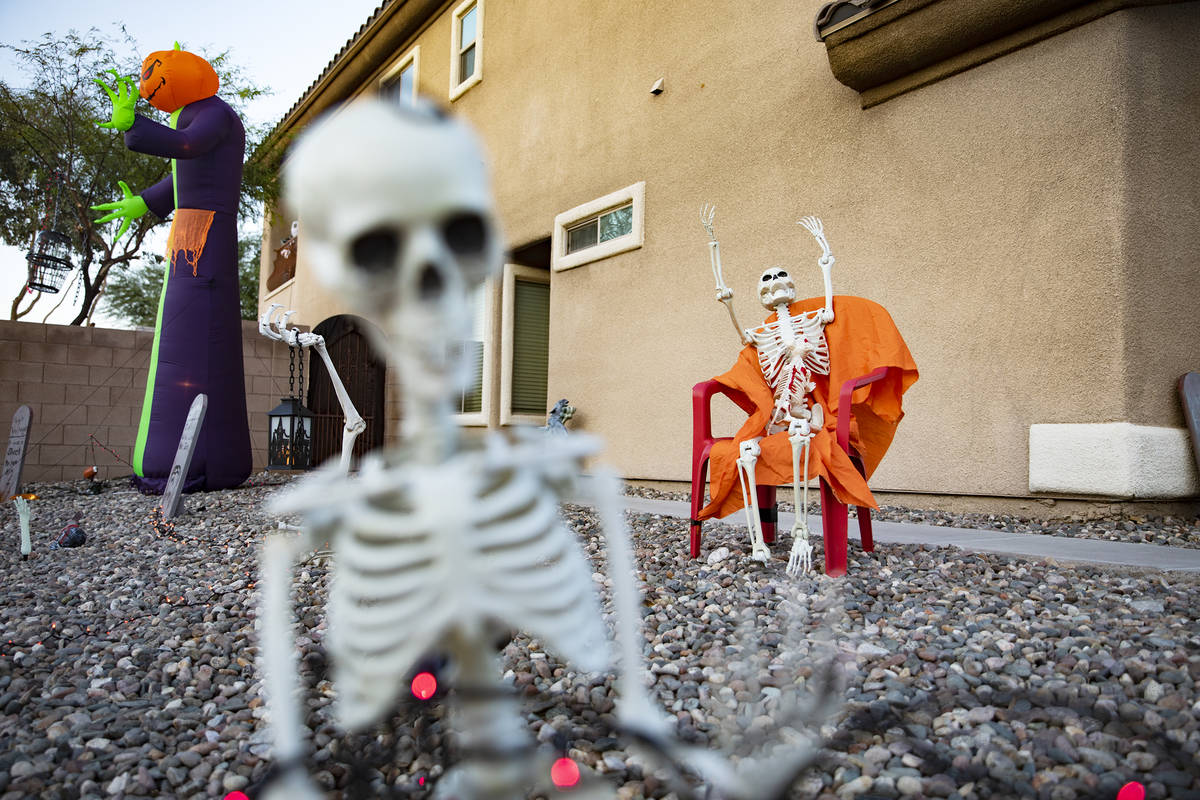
left=139, top=45, right=219, bottom=113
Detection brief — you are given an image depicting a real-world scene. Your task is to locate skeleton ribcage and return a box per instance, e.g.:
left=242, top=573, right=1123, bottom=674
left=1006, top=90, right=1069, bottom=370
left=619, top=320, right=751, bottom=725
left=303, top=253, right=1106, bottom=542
left=276, top=435, right=609, bottom=730
left=749, top=311, right=830, bottom=398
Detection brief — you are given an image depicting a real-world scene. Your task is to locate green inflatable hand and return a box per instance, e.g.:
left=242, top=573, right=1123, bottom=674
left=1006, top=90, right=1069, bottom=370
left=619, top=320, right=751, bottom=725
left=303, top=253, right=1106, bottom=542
left=91, top=180, right=149, bottom=242
left=94, top=69, right=137, bottom=132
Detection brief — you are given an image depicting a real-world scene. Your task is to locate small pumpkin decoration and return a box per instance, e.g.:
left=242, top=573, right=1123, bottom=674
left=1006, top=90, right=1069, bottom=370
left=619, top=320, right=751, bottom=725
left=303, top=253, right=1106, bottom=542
left=139, top=43, right=219, bottom=113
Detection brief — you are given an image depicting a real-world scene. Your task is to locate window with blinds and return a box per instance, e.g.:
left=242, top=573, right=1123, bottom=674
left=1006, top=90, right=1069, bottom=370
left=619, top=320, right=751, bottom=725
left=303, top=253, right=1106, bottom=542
left=501, top=263, right=552, bottom=424
left=455, top=282, right=488, bottom=415
left=509, top=278, right=549, bottom=415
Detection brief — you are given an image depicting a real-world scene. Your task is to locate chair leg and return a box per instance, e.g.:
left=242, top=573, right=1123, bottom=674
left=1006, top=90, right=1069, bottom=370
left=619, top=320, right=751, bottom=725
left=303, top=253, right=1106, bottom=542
left=820, top=478, right=848, bottom=577
left=858, top=506, right=874, bottom=552
left=848, top=455, right=873, bottom=555
left=690, top=454, right=710, bottom=559
left=758, top=485, right=777, bottom=545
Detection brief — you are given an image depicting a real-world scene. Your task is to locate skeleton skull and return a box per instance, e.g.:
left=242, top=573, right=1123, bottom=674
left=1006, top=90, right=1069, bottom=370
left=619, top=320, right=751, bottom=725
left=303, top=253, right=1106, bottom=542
left=758, top=266, right=796, bottom=309
left=285, top=98, right=503, bottom=402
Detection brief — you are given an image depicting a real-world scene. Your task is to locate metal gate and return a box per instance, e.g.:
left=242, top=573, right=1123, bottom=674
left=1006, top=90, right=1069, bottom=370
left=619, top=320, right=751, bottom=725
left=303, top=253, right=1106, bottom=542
left=306, top=315, right=386, bottom=468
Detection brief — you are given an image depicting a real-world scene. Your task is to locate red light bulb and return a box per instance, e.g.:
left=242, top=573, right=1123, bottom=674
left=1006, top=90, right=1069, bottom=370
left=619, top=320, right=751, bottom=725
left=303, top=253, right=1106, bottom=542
left=224, top=792, right=250, bottom=800
left=1117, top=783, right=1145, bottom=800
left=550, top=757, right=580, bottom=789
left=411, top=671, right=437, bottom=700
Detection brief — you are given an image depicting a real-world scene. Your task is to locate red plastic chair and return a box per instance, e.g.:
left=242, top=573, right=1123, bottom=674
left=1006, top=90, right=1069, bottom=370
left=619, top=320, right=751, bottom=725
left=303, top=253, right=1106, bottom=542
left=689, top=366, right=894, bottom=576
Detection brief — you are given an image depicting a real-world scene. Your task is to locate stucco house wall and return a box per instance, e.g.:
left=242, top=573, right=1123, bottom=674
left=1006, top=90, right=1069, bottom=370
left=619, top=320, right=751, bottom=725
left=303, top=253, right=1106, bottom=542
left=260, top=0, right=1200, bottom=503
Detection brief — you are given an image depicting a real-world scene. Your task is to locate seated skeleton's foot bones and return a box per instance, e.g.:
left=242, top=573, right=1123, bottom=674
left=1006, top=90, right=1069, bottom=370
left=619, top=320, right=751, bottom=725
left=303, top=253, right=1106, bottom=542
left=699, top=206, right=837, bottom=575
left=256, top=100, right=832, bottom=800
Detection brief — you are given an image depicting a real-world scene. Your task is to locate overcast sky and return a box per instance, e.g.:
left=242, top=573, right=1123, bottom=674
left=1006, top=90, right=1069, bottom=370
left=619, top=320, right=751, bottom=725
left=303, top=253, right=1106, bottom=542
left=0, top=0, right=382, bottom=326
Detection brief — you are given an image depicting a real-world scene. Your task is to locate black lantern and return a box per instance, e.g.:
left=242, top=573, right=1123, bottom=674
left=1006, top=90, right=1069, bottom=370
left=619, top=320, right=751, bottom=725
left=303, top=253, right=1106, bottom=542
left=26, top=230, right=75, bottom=294
left=267, top=396, right=314, bottom=470
left=268, top=343, right=314, bottom=470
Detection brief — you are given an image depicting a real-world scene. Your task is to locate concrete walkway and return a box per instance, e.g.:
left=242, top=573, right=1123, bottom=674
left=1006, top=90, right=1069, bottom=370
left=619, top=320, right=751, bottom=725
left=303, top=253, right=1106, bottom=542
left=618, top=496, right=1200, bottom=573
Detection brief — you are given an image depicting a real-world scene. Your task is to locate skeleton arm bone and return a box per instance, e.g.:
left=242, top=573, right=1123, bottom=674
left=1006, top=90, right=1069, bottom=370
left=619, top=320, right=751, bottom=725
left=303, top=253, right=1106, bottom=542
left=258, top=527, right=324, bottom=800
left=797, top=216, right=835, bottom=324
left=300, top=335, right=367, bottom=473
left=701, top=205, right=751, bottom=346
left=581, top=467, right=671, bottom=741
left=579, top=467, right=825, bottom=799
left=259, top=304, right=366, bottom=473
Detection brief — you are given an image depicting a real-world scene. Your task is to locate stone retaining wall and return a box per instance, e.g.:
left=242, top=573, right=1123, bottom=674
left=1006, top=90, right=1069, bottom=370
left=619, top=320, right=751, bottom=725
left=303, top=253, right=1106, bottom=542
left=0, top=319, right=294, bottom=485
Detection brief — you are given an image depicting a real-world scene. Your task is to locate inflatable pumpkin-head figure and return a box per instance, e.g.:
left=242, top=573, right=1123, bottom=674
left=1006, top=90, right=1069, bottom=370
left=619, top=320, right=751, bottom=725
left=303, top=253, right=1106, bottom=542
left=139, top=42, right=219, bottom=113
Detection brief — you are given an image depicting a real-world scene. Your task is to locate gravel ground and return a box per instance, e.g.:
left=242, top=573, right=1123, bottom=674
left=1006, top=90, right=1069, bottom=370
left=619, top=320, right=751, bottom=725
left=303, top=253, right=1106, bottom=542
left=0, top=475, right=1197, bottom=800
left=627, top=486, right=1200, bottom=550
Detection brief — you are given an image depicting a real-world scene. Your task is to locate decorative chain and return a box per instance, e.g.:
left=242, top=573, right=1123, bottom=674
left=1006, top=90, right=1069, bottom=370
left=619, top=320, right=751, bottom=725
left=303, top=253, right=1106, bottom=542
left=297, top=342, right=305, bottom=402
left=288, top=345, right=296, bottom=397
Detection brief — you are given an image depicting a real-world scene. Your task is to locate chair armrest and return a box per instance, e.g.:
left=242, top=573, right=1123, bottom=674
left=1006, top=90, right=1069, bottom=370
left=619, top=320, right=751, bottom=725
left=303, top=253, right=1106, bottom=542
left=693, top=380, right=755, bottom=447
left=835, top=366, right=893, bottom=453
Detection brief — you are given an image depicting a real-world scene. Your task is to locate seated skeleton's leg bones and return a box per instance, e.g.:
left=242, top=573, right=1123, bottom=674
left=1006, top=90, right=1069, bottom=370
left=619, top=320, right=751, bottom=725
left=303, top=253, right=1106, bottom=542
left=258, top=101, right=834, bottom=800
left=701, top=208, right=836, bottom=575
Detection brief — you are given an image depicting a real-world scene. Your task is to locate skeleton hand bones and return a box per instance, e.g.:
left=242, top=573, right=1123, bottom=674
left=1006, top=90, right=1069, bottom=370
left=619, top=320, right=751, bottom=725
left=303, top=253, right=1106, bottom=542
left=259, top=303, right=308, bottom=348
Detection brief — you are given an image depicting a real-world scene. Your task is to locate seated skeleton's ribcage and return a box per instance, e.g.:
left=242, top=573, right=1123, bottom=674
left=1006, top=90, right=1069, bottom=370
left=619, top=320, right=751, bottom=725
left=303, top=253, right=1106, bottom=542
left=750, top=311, right=830, bottom=399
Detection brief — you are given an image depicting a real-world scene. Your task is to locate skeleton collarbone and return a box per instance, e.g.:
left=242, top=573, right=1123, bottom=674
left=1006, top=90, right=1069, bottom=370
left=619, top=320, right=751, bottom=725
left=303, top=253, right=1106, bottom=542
left=270, top=430, right=609, bottom=728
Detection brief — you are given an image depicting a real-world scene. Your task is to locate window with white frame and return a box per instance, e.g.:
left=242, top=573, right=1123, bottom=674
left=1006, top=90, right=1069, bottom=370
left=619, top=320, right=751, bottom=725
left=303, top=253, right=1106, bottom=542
left=552, top=182, right=645, bottom=272
left=453, top=281, right=492, bottom=424
left=379, top=46, right=419, bottom=107
left=500, top=264, right=551, bottom=425
left=450, top=0, right=483, bottom=100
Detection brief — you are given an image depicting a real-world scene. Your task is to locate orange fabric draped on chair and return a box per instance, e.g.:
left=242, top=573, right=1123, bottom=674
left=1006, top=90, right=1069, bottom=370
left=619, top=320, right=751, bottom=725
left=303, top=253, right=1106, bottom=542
left=697, top=295, right=918, bottom=522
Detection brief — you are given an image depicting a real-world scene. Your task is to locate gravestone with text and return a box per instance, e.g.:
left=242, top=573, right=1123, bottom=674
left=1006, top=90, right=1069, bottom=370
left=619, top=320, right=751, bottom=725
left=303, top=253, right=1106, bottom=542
left=161, top=395, right=208, bottom=519
left=1, top=406, right=33, bottom=500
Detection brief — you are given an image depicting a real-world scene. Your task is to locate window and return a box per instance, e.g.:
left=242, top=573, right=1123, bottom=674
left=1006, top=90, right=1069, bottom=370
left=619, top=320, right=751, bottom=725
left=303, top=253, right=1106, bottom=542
left=565, top=204, right=634, bottom=255
left=453, top=280, right=492, bottom=425
left=450, top=0, right=483, bottom=100
left=552, top=182, right=646, bottom=272
left=379, top=46, right=419, bottom=107
left=500, top=264, right=551, bottom=425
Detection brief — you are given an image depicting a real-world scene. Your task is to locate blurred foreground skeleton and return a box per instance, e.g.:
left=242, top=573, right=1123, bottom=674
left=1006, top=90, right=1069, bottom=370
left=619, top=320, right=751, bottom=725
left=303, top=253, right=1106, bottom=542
left=700, top=206, right=837, bottom=576
left=258, top=98, right=839, bottom=799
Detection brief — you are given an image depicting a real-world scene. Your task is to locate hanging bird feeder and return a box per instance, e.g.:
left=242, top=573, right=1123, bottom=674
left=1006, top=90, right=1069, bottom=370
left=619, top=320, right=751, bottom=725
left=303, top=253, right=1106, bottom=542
left=25, top=169, right=75, bottom=294
left=26, top=230, right=75, bottom=293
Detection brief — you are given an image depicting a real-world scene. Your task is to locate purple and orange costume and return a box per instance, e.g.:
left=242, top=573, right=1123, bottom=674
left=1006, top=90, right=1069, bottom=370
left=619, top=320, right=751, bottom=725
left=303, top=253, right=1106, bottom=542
left=123, top=50, right=251, bottom=492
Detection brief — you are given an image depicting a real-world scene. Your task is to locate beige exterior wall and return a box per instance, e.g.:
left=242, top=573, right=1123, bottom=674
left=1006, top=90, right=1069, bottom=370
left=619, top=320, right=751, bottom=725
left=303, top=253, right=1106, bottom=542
left=263, top=0, right=1200, bottom=500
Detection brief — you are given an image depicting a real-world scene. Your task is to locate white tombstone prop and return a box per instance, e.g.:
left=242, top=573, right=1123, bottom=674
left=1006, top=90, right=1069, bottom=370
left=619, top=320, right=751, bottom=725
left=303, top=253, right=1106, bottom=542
left=14, top=496, right=31, bottom=559
left=160, top=394, right=207, bottom=519
left=258, top=303, right=366, bottom=474
left=1, top=405, right=33, bottom=501
left=701, top=207, right=837, bottom=576
left=258, top=100, right=833, bottom=800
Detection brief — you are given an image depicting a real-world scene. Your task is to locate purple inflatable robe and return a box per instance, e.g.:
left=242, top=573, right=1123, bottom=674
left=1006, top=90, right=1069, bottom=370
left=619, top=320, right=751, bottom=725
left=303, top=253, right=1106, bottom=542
left=123, top=79, right=252, bottom=492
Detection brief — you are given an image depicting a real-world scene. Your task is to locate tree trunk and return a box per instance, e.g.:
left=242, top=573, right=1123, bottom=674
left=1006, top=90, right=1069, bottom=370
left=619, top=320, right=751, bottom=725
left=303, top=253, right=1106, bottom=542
left=9, top=284, right=41, bottom=321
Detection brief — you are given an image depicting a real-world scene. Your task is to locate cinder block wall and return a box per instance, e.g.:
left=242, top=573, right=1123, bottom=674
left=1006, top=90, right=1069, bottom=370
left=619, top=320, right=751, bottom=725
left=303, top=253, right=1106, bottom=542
left=0, top=320, right=295, bottom=485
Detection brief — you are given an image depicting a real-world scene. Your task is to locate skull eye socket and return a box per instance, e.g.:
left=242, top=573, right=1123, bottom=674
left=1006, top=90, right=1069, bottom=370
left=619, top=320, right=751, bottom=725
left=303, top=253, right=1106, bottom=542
left=442, top=213, right=488, bottom=257
left=351, top=228, right=403, bottom=273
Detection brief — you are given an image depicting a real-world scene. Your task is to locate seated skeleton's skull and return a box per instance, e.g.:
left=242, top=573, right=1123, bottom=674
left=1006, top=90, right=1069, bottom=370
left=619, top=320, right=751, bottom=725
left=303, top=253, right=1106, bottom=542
left=759, top=266, right=797, bottom=309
